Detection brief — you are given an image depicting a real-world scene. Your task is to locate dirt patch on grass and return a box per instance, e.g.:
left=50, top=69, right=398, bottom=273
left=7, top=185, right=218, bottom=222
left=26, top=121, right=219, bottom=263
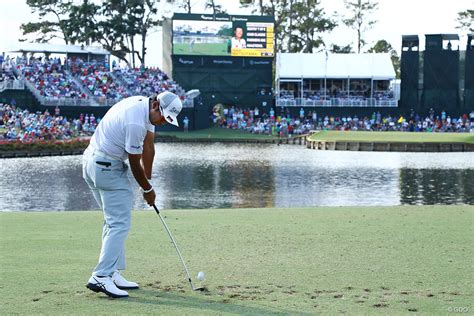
left=373, top=303, right=389, bottom=308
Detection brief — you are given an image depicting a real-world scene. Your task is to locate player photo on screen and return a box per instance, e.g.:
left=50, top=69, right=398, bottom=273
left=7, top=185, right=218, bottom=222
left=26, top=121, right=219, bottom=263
left=231, top=24, right=247, bottom=50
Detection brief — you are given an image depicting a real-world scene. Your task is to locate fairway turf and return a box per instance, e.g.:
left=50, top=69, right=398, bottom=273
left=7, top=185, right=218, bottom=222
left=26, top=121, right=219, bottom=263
left=308, top=130, right=474, bottom=144
left=1, top=206, right=472, bottom=315
left=173, top=43, right=229, bottom=56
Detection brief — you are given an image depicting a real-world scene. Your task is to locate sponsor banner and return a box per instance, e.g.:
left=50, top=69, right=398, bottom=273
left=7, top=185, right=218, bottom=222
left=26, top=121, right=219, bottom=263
left=172, top=56, right=203, bottom=67
left=203, top=57, right=239, bottom=68
left=243, top=58, right=273, bottom=68
left=173, top=13, right=274, bottom=23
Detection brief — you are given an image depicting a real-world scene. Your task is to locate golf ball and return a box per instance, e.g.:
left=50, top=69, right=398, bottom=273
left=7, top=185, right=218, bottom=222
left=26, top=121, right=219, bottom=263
left=197, top=271, right=205, bottom=281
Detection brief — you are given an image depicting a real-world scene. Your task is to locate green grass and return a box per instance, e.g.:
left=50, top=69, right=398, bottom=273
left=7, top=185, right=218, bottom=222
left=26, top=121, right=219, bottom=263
left=158, top=127, right=278, bottom=140
left=1, top=206, right=473, bottom=315
left=308, top=130, right=474, bottom=144
left=173, top=43, right=229, bottom=56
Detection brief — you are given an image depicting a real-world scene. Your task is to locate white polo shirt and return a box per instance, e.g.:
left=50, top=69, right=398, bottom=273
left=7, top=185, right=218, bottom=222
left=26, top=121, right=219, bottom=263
left=90, top=96, right=155, bottom=160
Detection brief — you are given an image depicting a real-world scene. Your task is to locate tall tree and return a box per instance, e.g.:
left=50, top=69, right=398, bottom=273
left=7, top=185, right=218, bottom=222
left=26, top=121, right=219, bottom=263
left=205, top=0, right=226, bottom=15
left=125, top=0, right=161, bottom=67
left=368, top=39, right=400, bottom=78
left=456, top=9, right=474, bottom=32
left=66, top=0, right=130, bottom=64
left=343, top=0, right=378, bottom=53
left=286, top=0, right=295, bottom=52
left=20, top=0, right=73, bottom=44
left=262, top=0, right=290, bottom=53
left=330, top=43, right=353, bottom=54
left=66, top=0, right=161, bottom=67
left=287, top=0, right=336, bottom=53
left=180, top=0, right=192, bottom=14
left=239, top=0, right=265, bottom=16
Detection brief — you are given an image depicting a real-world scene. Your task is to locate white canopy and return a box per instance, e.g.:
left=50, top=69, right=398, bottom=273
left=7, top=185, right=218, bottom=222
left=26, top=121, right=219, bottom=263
left=277, top=52, right=395, bottom=80
left=8, top=42, right=110, bottom=55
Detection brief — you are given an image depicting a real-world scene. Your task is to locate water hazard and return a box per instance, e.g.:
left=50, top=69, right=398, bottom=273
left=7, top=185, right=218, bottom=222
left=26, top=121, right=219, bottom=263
left=0, top=143, right=473, bottom=211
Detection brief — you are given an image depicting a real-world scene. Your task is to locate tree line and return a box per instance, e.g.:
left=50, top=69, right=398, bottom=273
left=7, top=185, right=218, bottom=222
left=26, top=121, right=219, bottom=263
left=21, top=0, right=473, bottom=77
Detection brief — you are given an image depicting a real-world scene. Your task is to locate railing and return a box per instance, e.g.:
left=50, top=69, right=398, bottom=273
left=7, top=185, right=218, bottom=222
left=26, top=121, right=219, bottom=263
left=23, top=79, right=95, bottom=106
left=183, top=98, right=194, bottom=108
left=0, top=79, right=25, bottom=91
left=276, top=97, right=398, bottom=107
left=92, top=96, right=195, bottom=108
left=40, top=98, right=94, bottom=107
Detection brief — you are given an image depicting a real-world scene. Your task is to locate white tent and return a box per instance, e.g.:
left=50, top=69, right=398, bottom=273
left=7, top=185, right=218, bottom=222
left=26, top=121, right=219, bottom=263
left=276, top=52, right=397, bottom=107
left=8, top=42, right=109, bottom=56
left=277, top=52, right=395, bottom=80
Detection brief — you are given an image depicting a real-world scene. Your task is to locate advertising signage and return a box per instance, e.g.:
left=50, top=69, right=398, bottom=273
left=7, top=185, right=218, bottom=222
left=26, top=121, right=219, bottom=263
left=172, top=13, right=275, bottom=58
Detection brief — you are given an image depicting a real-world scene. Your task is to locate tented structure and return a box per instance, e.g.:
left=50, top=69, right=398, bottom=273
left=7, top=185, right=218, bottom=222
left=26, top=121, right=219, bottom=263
left=276, top=52, right=396, bottom=107
left=8, top=42, right=110, bottom=63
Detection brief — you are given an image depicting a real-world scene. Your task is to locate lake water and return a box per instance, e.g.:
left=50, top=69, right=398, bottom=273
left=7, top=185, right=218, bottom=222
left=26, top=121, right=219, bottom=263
left=0, top=143, right=473, bottom=211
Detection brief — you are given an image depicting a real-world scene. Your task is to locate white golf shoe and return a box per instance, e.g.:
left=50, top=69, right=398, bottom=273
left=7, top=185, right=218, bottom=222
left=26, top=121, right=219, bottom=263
left=86, top=275, right=129, bottom=298
left=112, top=271, right=139, bottom=290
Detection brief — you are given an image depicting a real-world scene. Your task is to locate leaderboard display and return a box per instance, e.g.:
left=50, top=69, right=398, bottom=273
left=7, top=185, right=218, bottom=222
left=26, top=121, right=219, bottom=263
left=172, top=13, right=274, bottom=58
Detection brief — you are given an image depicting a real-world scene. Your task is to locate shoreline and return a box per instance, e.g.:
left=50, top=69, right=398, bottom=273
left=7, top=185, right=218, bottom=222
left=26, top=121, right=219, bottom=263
left=306, top=140, right=474, bottom=152
left=1, top=137, right=474, bottom=158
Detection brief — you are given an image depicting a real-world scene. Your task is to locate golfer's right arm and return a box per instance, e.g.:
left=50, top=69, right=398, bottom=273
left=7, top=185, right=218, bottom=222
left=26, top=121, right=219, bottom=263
left=129, top=153, right=156, bottom=205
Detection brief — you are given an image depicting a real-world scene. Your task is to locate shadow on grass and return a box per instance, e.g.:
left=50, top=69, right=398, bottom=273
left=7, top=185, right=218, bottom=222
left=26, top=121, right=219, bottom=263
left=128, top=288, right=311, bottom=315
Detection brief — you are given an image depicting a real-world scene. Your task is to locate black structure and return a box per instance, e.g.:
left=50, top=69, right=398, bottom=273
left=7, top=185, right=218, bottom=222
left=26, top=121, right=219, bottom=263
left=400, top=35, right=420, bottom=109
left=173, top=56, right=273, bottom=109
left=465, top=33, right=474, bottom=107
left=421, top=34, right=460, bottom=109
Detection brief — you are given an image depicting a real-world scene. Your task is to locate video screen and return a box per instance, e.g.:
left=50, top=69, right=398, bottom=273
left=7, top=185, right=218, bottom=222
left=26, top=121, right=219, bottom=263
left=172, top=14, right=274, bottom=58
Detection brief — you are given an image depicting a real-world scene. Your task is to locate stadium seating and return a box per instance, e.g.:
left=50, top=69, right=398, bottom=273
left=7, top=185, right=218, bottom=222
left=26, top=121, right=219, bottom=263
left=12, top=56, right=187, bottom=106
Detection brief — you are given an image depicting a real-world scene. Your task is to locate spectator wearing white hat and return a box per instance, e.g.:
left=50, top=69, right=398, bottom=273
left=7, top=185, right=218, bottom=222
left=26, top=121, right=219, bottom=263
left=83, top=91, right=182, bottom=298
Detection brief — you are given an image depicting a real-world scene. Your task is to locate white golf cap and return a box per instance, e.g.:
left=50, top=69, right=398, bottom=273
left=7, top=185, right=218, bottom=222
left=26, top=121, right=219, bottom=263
left=157, top=91, right=182, bottom=127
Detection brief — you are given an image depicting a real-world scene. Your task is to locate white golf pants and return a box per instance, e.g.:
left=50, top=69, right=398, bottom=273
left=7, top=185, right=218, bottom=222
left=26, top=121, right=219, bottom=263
left=82, top=146, right=134, bottom=277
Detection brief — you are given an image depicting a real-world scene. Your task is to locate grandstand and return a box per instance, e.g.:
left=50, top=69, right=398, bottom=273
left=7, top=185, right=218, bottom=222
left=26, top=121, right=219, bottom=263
left=0, top=43, right=193, bottom=109
left=276, top=53, right=397, bottom=107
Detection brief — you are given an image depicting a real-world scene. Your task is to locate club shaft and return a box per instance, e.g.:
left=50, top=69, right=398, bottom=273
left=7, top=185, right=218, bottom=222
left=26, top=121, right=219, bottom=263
left=153, top=205, right=195, bottom=289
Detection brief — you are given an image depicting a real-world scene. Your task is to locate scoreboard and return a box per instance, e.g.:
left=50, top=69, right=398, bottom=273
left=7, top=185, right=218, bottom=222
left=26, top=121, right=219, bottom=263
left=172, top=13, right=275, bottom=58
left=231, top=22, right=274, bottom=57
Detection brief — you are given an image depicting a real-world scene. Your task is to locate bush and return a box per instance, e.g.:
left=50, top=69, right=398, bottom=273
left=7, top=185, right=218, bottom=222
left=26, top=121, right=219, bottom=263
left=0, top=138, right=90, bottom=152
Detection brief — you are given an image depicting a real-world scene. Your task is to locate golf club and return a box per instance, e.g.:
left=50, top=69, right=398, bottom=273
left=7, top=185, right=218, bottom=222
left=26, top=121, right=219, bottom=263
left=152, top=204, right=205, bottom=292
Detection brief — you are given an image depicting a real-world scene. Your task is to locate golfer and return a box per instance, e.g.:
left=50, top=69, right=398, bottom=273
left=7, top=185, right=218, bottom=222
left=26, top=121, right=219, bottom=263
left=231, top=26, right=246, bottom=49
left=83, top=91, right=182, bottom=298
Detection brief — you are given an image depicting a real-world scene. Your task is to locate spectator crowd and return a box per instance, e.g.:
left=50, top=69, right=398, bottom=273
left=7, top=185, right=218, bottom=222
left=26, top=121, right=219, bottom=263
left=0, top=103, right=97, bottom=141
left=17, top=56, right=87, bottom=100
left=214, top=106, right=474, bottom=137
left=9, top=55, right=186, bottom=105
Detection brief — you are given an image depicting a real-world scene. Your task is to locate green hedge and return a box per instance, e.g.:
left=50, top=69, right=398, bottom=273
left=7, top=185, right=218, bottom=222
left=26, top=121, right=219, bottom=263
left=0, top=138, right=90, bottom=152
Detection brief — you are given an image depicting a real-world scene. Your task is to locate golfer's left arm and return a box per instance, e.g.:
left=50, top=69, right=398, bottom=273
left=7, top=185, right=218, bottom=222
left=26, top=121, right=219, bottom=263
left=141, top=131, right=155, bottom=180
